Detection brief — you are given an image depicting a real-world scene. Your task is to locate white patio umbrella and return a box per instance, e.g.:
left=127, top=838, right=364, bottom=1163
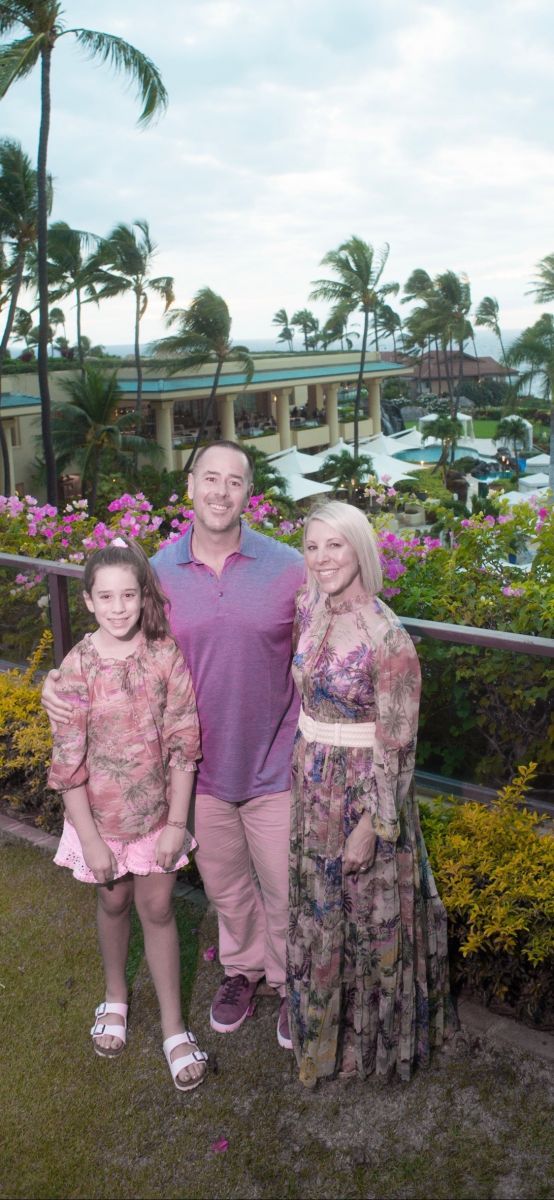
left=267, top=446, right=322, bottom=476
left=283, top=474, right=334, bottom=502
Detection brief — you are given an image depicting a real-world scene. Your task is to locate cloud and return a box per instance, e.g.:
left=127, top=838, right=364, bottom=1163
left=1, top=0, right=553, bottom=345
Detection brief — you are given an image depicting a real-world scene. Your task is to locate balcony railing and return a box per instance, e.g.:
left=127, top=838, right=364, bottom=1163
left=1, top=551, right=553, bottom=815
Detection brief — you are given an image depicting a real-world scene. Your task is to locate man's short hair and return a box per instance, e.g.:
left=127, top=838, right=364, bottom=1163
left=191, top=440, right=254, bottom=484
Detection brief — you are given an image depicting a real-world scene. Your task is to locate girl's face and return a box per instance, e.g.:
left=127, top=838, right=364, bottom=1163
left=304, top=519, right=362, bottom=602
left=84, top=564, right=143, bottom=644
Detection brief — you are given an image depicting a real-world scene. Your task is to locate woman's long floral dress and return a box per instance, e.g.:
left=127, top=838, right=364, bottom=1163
left=287, top=589, right=455, bottom=1086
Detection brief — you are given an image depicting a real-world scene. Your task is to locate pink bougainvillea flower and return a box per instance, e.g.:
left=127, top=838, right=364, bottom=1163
left=210, top=1138, right=229, bottom=1154
left=202, top=945, right=217, bottom=961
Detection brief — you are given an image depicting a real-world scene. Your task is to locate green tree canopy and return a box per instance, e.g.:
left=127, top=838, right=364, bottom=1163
left=152, top=287, right=254, bottom=473
left=0, top=1, right=168, bottom=502
left=311, top=236, right=397, bottom=455
left=50, top=366, right=162, bottom=512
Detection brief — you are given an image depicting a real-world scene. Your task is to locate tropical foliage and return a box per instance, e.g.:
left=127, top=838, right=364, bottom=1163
left=152, top=287, right=254, bottom=473
left=311, top=236, right=398, bottom=455
left=420, top=763, right=554, bottom=1025
left=49, top=367, right=162, bottom=511
left=0, top=0, right=168, bottom=503
left=91, top=220, right=174, bottom=421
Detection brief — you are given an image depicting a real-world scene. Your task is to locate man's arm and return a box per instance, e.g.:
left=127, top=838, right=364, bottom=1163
left=42, top=669, right=74, bottom=726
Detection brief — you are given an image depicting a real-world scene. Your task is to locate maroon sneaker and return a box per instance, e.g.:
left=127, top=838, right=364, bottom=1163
left=210, top=974, right=258, bottom=1033
left=277, top=997, right=293, bottom=1049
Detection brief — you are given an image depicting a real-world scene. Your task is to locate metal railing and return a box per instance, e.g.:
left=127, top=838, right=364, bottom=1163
left=1, top=552, right=553, bottom=813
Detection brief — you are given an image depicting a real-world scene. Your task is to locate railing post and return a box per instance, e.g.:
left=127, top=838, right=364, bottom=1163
left=47, top=573, right=73, bottom=666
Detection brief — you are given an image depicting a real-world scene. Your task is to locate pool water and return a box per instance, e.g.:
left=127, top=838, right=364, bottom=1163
left=393, top=446, right=491, bottom=464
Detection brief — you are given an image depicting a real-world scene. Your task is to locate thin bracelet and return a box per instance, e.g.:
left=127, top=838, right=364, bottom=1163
left=166, top=818, right=187, bottom=829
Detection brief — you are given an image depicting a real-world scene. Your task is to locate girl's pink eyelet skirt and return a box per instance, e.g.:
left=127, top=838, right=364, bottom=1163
left=54, top=818, right=197, bottom=883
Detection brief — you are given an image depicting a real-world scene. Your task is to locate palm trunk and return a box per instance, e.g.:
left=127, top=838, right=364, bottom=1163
left=134, top=288, right=143, bottom=422
left=38, top=46, right=58, bottom=506
left=0, top=251, right=26, bottom=494
left=76, top=285, right=84, bottom=375
left=133, top=289, right=143, bottom=472
left=354, top=310, right=370, bottom=459
left=183, top=359, right=223, bottom=474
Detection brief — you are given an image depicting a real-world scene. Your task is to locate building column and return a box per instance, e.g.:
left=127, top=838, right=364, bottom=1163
left=367, top=378, right=381, bottom=435
left=315, top=382, right=326, bottom=411
left=156, top=401, right=174, bottom=471
left=326, top=384, right=339, bottom=445
left=217, top=393, right=237, bottom=441
left=275, top=389, right=292, bottom=449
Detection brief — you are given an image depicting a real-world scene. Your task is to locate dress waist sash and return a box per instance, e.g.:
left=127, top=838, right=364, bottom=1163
left=298, top=706, right=376, bottom=748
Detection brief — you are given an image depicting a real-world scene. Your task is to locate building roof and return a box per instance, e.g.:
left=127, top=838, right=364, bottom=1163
left=116, top=357, right=411, bottom=398
left=414, top=351, right=517, bottom=380
left=0, top=393, right=41, bottom=409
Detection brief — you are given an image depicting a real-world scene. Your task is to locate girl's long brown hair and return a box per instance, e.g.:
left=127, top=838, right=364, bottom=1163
left=83, top=539, right=171, bottom=641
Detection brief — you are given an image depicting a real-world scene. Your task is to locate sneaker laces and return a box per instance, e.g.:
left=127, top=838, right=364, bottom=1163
left=219, top=974, right=249, bottom=1007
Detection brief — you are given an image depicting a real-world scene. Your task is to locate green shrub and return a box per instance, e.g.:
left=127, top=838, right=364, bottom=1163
left=420, top=764, right=554, bottom=1025
left=0, top=631, right=61, bottom=831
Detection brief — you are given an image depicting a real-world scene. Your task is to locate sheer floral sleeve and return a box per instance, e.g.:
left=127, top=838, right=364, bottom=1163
left=369, top=620, right=421, bottom=842
left=159, top=641, right=201, bottom=772
left=47, top=646, right=91, bottom=793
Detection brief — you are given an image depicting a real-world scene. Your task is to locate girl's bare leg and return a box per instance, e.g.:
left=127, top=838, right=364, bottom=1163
left=133, top=872, right=205, bottom=1086
left=95, top=875, right=134, bottom=1052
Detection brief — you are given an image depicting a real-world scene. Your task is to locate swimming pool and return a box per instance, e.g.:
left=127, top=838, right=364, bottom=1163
left=393, top=445, right=491, bottom=464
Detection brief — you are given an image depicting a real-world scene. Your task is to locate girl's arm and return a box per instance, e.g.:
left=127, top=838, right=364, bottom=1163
left=155, top=767, right=195, bottom=870
left=62, top=785, right=118, bottom=884
left=155, top=642, right=202, bottom=869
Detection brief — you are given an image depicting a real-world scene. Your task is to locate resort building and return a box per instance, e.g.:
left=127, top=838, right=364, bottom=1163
left=406, top=349, right=518, bottom=397
left=0, top=350, right=412, bottom=494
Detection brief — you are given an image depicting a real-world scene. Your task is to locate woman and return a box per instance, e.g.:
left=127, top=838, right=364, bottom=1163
left=287, top=501, right=456, bottom=1087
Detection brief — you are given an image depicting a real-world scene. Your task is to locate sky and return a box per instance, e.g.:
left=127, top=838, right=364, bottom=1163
left=2, top=0, right=554, bottom=350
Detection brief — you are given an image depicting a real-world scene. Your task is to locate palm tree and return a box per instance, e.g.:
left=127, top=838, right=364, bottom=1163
left=311, top=237, right=398, bottom=456
left=91, top=220, right=174, bottom=423
left=494, top=416, right=529, bottom=476
left=421, top=413, right=463, bottom=483
left=507, top=315, right=554, bottom=493
left=321, top=304, right=359, bottom=350
left=375, top=302, right=403, bottom=354
left=46, top=221, right=103, bottom=373
left=0, top=139, right=43, bottom=492
left=475, top=295, right=508, bottom=365
left=529, top=253, right=554, bottom=304
left=0, top=3, right=168, bottom=504
left=318, top=449, right=374, bottom=501
left=245, top=445, right=292, bottom=509
left=402, top=268, right=473, bottom=416
left=272, top=308, right=294, bottom=352
left=50, top=366, right=162, bottom=512
left=290, top=308, right=319, bottom=352
left=152, top=288, right=254, bottom=474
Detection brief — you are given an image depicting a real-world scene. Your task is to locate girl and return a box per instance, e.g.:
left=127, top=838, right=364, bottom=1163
left=48, top=537, right=207, bottom=1093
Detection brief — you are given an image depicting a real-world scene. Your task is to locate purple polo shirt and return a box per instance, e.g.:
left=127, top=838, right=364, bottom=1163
left=150, top=523, right=305, bottom=803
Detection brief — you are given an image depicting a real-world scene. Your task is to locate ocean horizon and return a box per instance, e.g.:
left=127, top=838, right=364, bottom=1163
left=104, top=330, right=520, bottom=360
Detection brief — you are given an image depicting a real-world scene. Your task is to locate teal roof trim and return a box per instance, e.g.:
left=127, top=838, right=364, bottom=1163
left=117, top=360, right=409, bottom=396
left=0, top=393, right=41, bottom=409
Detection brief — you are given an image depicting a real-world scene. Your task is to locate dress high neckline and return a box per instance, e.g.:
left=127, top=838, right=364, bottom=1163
left=325, top=592, right=371, bottom=615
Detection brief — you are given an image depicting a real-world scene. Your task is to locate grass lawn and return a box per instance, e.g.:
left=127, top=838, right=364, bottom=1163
left=2, top=834, right=554, bottom=1200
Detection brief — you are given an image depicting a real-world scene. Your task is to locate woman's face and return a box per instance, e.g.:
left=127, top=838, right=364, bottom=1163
left=304, top=519, right=363, bottom=602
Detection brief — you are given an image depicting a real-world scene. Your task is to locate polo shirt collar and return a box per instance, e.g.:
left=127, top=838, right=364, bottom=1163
left=176, top=520, right=258, bottom=564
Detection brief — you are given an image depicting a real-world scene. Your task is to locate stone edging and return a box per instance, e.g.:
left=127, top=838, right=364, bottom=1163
left=2, top=808, right=553, bottom=1066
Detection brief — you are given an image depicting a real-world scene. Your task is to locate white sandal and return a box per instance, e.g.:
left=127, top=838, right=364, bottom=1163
left=163, top=1030, right=208, bottom=1092
left=90, top=1001, right=128, bottom=1058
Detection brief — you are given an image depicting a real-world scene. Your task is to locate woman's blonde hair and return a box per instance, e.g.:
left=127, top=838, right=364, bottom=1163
left=303, top=500, right=383, bottom=601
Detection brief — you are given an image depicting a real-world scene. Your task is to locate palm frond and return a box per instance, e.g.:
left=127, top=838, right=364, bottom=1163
left=70, top=29, right=168, bottom=125
left=0, top=33, right=42, bottom=96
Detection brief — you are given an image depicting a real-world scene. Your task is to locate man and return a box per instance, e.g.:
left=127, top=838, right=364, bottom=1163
left=43, top=441, right=305, bottom=1049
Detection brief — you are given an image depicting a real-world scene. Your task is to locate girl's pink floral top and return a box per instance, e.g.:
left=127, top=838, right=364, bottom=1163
left=47, top=633, right=201, bottom=841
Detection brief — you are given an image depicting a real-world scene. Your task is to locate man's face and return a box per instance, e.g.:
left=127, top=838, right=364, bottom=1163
left=188, top=446, right=252, bottom=535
